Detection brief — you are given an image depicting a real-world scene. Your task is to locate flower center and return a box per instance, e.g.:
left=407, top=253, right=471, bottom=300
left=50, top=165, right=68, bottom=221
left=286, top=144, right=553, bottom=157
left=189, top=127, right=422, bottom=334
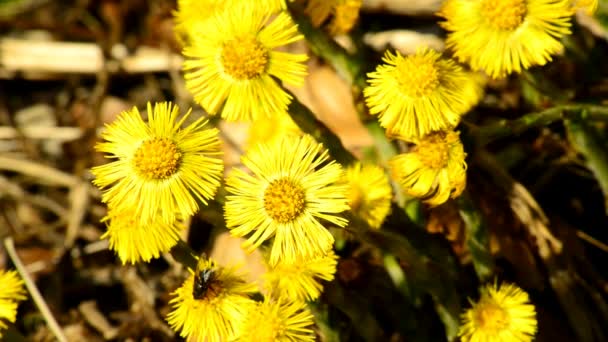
left=474, top=301, right=510, bottom=333
left=416, top=133, right=450, bottom=169
left=221, top=35, right=269, bottom=80
left=132, top=138, right=181, bottom=180
left=480, top=0, right=527, bottom=31
left=396, top=54, right=439, bottom=97
left=263, top=178, right=306, bottom=223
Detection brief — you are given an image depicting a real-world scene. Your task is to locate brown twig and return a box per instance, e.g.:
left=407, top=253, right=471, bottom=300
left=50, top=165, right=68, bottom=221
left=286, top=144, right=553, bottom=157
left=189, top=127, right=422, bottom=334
left=3, top=237, right=67, bottom=342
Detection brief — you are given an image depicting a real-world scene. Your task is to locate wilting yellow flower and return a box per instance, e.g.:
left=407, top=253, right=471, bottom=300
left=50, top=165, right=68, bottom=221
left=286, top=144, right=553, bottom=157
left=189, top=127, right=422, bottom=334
left=92, top=102, right=223, bottom=224
left=264, top=249, right=338, bottom=301
left=306, top=0, right=363, bottom=34
left=225, top=135, right=349, bottom=266
left=344, top=162, right=392, bottom=229
left=364, top=48, right=482, bottom=141
left=167, top=257, right=258, bottom=342
left=101, top=207, right=185, bottom=264
left=183, top=2, right=307, bottom=121
left=571, top=0, right=597, bottom=14
left=238, top=298, right=315, bottom=342
left=247, top=112, right=301, bottom=149
left=459, top=282, right=537, bottom=342
left=0, top=269, right=26, bottom=337
left=438, top=0, right=573, bottom=79
left=389, top=130, right=467, bottom=207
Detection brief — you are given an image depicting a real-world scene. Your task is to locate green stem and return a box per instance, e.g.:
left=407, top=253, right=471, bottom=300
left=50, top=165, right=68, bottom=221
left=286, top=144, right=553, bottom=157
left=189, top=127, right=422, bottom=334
left=169, top=240, right=198, bottom=270
left=474, top=104, right=608, bottom=145
left=287, top=4, right=401, bottom=165
left=287, top=90, right=356, bottom=165
left=288, top=5, right=365, bottom=89
left=565, top=117, right=608, bottom=214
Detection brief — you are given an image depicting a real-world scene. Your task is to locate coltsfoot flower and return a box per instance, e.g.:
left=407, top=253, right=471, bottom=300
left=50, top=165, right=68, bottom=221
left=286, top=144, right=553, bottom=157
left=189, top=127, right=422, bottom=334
left=173, top=0, right=230, bottom=45
left=167, top=257, right=257, bottom=342
left=264, top=249, right=338, bottom=301
left=364, top=48, right=482, bottom=141
left=459, top=282, right=538, bottom=342
left=0, top=269, right=26, bottom=337
left=183, top=2, right=307, bottom=121
left=225, top=135, right=349, bottom=266
left=344, top=162, right=392, bottom=229
left=438, top=0, right=573, bottom=79
left=306, top=0, right=363, bottom=34
left=92, top=102, right=223, bottom=224
left=247, top=112, right=301, bottom=149
left=237, top=297, right=315, bottom=342
left=101, top=207, right=185, bottom=264
left=389, top=130, right=467, bottom=207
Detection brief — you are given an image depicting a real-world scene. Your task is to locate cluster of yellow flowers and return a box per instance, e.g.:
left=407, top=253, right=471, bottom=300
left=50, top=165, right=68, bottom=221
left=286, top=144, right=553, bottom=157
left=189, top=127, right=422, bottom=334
left=88, top=0, right=597, bottom=340
left=0, top=269, right=26, bottom=338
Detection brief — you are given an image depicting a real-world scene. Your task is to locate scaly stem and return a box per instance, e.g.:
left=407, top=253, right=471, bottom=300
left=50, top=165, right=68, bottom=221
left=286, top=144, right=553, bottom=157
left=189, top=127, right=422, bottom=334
left=474, top=104, right=608, bottom=145
left=565, top=117, right=608, bottom=214
left=169, top=239, right=198, bottom=270
left=287, top=90, right=356, bottom=165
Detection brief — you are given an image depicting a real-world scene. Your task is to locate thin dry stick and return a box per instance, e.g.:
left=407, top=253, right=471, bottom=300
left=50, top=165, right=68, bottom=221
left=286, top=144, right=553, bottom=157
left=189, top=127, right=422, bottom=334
left=577, top=230, right=608, bottom=253
left=0, top=155, right=79, bottom=187
left=3, top=237, right=68, bottom=342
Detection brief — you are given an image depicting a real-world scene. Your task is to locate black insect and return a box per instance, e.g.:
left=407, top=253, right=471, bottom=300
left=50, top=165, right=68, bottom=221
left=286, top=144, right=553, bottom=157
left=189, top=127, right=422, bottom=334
left=192, top=268, right=217, bottom=300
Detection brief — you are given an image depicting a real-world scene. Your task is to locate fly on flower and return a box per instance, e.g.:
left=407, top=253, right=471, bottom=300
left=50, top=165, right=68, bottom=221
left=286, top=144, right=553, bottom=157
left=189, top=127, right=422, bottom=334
left=167, top=256, right=257, bottom=342
left=192, top=254, right=219, bottom=300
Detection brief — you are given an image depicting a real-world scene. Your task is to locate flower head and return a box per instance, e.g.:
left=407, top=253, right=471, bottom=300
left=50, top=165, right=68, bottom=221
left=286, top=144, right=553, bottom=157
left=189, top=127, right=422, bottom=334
left=238, top=298, right=315, bottom=342
left=389, top=130, right=467, bottom=207
left=438, top=0, right=573, bottom=79
left=167, top=257, right=258, bottom=342
left=247, top=112, right=301, bottom=149
left=173, top=0, right=229, bottom=45
left=459, top=282, right=538, bottom=342
left=101, top=207, right=185, bottom=264
left=264, top=249, right=338, bottom=301
left=92, top=102, right=223, bottom=224
left=344, top=162, right=392, bottom=229
left=306, top=0, right=363, bottom=35
left=364, top=48, right=482, bottom=141
left=225, top=135, right=349, bottom=265
left=183, top=2, right=308, bottom=121
left=0, top=269, right=26, bottom=337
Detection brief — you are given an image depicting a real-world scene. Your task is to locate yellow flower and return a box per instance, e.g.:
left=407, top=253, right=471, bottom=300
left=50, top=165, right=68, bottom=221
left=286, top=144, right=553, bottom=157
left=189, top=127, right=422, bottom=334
left=237, top=298, right=315, bottom=342
left=183, top=2, right=308, bottom=121
left=306, top=0, right=363, bottom=34
left=571, top=0, right=597, bottom=14
left=101, top=207, right=185, bottom=264
left=92, top=102, right=223, bottom=224
left=225, top=135, right=349, bottom=266
left=247, top=112, right=301, bottom=149
left=173, top=0, right=229, bottom=45
left=459, top=282, right=538, bottom=342
left=389, top=130, right=467, bottom=207
left=264, top=249, right=338, bottom=301
left=364, top=48, right=482, bottom=141
left=438, top=0, right=573, bottom=79
left=344, top=162, right=392, bottom=229
left=167, top=257, right=258, bottom=342
left=0, top=269, right=26, bottom=337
